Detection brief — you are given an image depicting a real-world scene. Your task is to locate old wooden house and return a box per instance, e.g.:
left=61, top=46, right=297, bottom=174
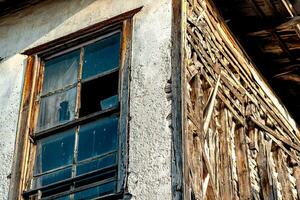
left=1, top=0, right=300, bottom=199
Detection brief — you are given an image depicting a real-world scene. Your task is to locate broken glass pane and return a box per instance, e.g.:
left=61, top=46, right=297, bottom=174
left=82, top=33, right=121, bottom=80
left=77, top=116, right=118, bottom=161
left=34, top=129, right=75, bottom=174
left=80, top=71, right=119, bottom=117
left=100, top=95, right=118, bottom=110
left=37, top=87, right=77, bottom=131
left=42, top=50, right=79, bottom=94
left=74, top=181, right=116, bottom=200
left=76, top=153, right=117, bottom=176
left=33, top=167, right=72, bottom=188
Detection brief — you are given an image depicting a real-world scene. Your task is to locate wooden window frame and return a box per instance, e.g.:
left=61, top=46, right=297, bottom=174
left=10, top=7, right=142, bottom=200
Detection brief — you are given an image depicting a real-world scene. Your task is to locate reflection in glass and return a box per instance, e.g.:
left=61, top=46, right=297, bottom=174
left=76, top=154, right=117, bottom=176
left=34, top=129, right=75, bottom=174
left=33, top=167, right=72, bottom=188
left=100, top=95, right=118, bottom=110
left=82, top=33, right=121, bottom=80
left=74, top=181, right=116, bottom=200
left=42, top=50, right=79, bottom=94
left=77, top=116, right=118, bottom=161
left=37, top=87, right=77, bottom=131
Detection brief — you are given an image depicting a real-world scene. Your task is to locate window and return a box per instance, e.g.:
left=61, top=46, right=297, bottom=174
left=18, top=15, right=135, bottom=199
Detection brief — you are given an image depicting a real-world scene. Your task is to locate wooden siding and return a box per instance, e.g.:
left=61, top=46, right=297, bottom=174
left=183, top=0, right=300, bottom=199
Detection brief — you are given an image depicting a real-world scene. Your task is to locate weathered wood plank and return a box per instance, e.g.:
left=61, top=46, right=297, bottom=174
left=9, top=56, right=38, bottom=199
left=251, top=117, right=300, bottom=155
left=219, top=106, right=233, bottom=200
left=183, top=1, right=300, bottom=200
left=256, top=131, right=277, bottom=200
left=293, top=166, right=300, bottom=199
left=276, top=149, right=293, bottom=200
left=235, top=126, right=252, bottom=200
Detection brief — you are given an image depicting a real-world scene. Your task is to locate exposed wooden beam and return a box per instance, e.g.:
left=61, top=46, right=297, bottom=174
left=203, top=75, right=220, bottom=135
left=280, top=0, right=297, bottom=17
left=247, top=0, right=265, bottom=18
left=251, top=116, right=300, bottom=155
left=272, top=31, right=293, bottom=60
left=277, top=16, right=300, bottom=29
left=273, top=64, right=300, bottom=78
left=274, top=73, right=300, bottom=84
left=263, top=0, right=280, bottom=15
left=171, top=0, right=184, bottom=199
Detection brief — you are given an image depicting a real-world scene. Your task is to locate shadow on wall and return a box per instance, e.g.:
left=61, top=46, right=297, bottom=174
left=0, top=0, right=97, bottom=60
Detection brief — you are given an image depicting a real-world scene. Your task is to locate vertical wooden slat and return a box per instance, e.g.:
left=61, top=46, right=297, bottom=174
left=293, top=165, right=300, bottom=199
left=276, top=149, right=293, bottom=200
left=266, top=140, right=279, bottom=200
left=219, top=106, right=233, bottom=200
left=192, top=73, right=204, bottom=199
left=9, top=55, right=38, bottom=200
left=75, top=48, right=84, bottom=119
left=235, top=126, right=251, bottom=200
left=24, top=57, right=43, bottom=191
left=117, top=18, right=133, bottom=193
left=257, top=131, right=277, bottom=200
left=21, top=56, right=41, bottom=194
left=177, top=0, right=188, bottom=199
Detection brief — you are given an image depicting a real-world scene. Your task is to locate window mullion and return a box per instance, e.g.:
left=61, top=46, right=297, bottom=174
left=73, top=127, right=79, bottom=176
left=71, top=125, right=80, bottom=200
left=37, top=189, right=42, bottom=199
left=72, top=47, right=83, bottom=200
left=75, top=47, right=84, bottom=119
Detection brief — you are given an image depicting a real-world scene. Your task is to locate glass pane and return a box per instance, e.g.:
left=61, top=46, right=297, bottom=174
left=34, top=129, right=75, bottom=174
left=33, top=167, right=72, bottom=188
left=82, top=33, right=121, bottom=80
left=37, top=87, right=77, bottom=131
left=77, top=116, right=118, bottom=161
left=74, top=181, right=116, bottom=200
left=42, top=50, right=79, bottom=94
left=76, top=153, right=117, bottom=176
left=100, top=95, right=118, bottom=110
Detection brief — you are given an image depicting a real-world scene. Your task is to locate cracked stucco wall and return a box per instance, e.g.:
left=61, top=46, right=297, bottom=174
left=0, top=0, right=172, bottom=199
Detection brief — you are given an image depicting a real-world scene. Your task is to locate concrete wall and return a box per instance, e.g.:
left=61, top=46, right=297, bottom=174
left=0, top=0, right=172, bottom=199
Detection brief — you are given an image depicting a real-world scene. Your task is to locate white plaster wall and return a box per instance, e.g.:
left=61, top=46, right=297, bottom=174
left=0, top=55, right=26, bottom=199
left=128, top=1, right=172, bottom=199
left=0, top=0, right=172, bottom=199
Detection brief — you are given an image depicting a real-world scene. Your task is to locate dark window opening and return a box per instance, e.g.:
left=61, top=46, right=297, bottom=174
left=80, top=71, right=119, bottom=117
